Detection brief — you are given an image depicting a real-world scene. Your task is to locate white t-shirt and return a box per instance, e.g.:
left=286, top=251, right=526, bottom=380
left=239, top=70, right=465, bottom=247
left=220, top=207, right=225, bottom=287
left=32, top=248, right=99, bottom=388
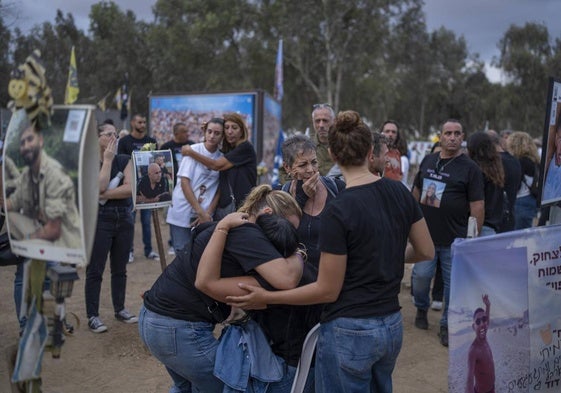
left=166, top=143, right=222, bottom=228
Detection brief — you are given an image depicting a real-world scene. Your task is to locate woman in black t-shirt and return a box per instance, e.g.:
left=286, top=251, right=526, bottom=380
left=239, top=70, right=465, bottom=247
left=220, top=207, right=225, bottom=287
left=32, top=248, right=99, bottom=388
left=225, top=111, right=434, bottom=393
left=467, top=132, right=505, bottom=236
left=182, top=113, right=257, bottom=219
left=139, top=185, right=303, bottom=393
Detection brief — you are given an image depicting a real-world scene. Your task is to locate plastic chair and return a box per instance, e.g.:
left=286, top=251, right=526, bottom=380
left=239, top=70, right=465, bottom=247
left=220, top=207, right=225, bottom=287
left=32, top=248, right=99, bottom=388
left=290, top=323, right=320, bottom=393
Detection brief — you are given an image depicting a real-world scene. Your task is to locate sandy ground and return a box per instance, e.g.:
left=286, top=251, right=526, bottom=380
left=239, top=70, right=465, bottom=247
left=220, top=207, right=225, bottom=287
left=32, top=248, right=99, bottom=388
left=0, top=213, right=448, bottom=393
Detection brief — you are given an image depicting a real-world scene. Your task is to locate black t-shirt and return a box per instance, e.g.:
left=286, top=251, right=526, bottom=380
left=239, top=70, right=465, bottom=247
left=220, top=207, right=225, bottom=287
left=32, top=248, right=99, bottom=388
left=117, top=134, right=157, bottom=156
left=482, top=176, right=503, bottom=231
left=143, top=223, right=282, bottom=322
left=218, top=141, right=257, bottom=208
left=413, top=153, right=484, bottom=246
left=103, top=154, right=132, bottom=208
left=319, top=178, right=423, bottom=322
left=498, top=151, right=521, bottom=232
left=160, top=139, right=194, bottom=179
left=137, top=175, right=171, bottom=201
left=252, top=263, right=321, bottom=367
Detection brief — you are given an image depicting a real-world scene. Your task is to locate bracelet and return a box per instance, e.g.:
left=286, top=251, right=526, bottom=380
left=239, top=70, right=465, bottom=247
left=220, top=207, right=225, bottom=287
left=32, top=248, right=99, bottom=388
left=215, top=227, right=229, bottom=235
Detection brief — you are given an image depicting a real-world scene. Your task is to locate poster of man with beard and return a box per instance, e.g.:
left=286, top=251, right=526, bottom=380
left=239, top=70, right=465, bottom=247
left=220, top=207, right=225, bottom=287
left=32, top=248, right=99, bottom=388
left=2, top=108, right=98, bottom=265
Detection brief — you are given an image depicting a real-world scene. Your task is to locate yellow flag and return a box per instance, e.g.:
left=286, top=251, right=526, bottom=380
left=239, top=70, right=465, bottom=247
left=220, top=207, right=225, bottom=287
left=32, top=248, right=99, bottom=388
left=64, top=46, right=79, bottom=104
left=97, top=92, right=110, bottom=112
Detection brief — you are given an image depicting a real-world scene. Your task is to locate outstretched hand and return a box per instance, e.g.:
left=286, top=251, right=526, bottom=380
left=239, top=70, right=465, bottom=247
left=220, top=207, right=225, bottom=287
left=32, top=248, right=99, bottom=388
left=226, top=283, right=269, bottom=310
left=482, top=294, right=490, bottom=307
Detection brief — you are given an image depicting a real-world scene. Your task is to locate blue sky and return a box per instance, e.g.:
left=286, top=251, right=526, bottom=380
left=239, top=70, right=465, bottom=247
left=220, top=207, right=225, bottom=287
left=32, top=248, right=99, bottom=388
left=9, top=0, right=561, bottom=83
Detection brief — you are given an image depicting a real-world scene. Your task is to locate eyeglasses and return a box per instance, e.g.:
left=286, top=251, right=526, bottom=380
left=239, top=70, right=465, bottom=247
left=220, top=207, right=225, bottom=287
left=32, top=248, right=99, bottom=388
left=312, top=103, right=333, bottom=110
left=475, top=315, right=488, bottom=325
left=99, top=132, right=118, bottom=138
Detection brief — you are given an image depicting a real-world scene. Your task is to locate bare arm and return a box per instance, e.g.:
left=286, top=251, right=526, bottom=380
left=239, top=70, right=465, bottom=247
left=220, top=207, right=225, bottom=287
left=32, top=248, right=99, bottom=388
left=405, top=218, right=434, bottom=263
left=99, top=138, right=117, bottom=193
left=226, top=252, right=347, bottom=310
left=182, top=145, right=233, bottom=171
left=470, top=200, right=484, bottom=235
left=195, top=213, right=263, bottom=303
left=483, top=294, right=490, bottom=323
left=99, top=160, right=133, bottom=200
left=411, top=185, right=421, bottom=201
left=181, top=177, right=211, bottom=225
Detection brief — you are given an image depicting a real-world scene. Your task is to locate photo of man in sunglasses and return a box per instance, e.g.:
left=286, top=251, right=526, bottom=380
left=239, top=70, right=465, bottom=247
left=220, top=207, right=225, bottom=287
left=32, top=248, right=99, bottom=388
left=466, top=294, right=495, bottom=393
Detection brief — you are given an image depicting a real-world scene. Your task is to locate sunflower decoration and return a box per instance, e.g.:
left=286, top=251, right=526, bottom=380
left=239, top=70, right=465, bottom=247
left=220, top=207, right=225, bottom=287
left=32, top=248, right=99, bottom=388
left=7, top=49, right=53, bottom=130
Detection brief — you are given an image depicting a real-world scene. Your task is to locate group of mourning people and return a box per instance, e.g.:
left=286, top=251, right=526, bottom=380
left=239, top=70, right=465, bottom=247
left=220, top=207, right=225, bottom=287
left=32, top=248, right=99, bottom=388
left=140, top=99, right=556, bottom=392
left=138, top=107, right=435, bottom=393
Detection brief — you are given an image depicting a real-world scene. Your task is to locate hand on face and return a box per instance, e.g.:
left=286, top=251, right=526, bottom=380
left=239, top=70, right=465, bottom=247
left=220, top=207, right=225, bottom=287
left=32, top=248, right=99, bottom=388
left=103, top=137, right=117, bottom=162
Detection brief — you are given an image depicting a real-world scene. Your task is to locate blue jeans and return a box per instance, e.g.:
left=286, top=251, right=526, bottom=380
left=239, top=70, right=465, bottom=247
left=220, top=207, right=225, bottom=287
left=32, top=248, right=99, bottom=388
left=267, top=365, right=315, bottom=393
left=85, top=206, right=134, bottom=317
left=315, top=312, right=403, bottom=393
left=169, top=224, right=192, bottom=254
left=412, top=246, right=452, bottom=327
left=514, top=195, right=537, bottom=230
left=138, top=306, right=223, bottom=393
left=131, top=209, right=153, bottom=256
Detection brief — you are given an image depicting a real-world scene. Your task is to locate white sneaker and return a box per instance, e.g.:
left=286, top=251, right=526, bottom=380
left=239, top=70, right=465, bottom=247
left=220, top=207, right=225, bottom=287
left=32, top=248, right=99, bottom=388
left=167, top=246, right=175, bottom=256
left=128, top=252, right=134, bottom=264
left=88, top=316, right=108, bottom=333
left=431, top=301, right=443, bottom=311
left=146, top=251, right=160, bottom=261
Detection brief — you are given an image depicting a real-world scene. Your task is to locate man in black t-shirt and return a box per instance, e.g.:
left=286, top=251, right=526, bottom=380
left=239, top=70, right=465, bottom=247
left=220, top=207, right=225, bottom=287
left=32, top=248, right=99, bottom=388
left=117, top=114, right=159, bottom=261
left=137, top=163, right=171, bottom=203
left=411, top=119, right=484, bottom=347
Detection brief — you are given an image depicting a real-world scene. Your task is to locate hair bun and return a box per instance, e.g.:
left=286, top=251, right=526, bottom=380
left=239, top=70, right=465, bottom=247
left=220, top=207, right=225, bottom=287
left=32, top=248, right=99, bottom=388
left=335, top=110, right=362, bottom=134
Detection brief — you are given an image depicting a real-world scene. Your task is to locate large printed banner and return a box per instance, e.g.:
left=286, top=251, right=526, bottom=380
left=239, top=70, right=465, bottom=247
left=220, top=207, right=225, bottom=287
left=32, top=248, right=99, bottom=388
left=449, top=225, right=561, bottom=392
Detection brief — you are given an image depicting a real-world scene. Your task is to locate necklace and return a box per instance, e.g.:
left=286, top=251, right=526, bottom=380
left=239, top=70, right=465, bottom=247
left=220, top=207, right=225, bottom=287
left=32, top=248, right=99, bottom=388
left=435, top=153, right=460, bottom=174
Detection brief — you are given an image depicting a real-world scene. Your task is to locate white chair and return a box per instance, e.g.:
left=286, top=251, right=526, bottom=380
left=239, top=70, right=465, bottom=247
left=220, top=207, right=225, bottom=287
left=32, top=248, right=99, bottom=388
left=290, top=323, right=320, bottom=393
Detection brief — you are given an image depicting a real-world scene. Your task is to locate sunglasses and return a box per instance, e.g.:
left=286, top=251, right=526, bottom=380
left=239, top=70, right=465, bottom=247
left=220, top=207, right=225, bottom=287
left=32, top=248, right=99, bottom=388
left=312, top=103, right=333, bottom=110
left=475, top=315, right=488, bottom=325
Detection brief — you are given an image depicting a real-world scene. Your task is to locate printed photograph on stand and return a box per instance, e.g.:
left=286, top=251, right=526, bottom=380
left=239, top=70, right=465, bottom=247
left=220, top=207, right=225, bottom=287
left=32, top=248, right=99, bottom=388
left=132, top=149, right=174, bottom=210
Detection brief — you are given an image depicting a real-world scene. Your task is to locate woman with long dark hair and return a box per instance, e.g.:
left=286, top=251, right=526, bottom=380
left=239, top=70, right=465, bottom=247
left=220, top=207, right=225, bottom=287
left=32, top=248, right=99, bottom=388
left=467, top=132, right=505, bottom=236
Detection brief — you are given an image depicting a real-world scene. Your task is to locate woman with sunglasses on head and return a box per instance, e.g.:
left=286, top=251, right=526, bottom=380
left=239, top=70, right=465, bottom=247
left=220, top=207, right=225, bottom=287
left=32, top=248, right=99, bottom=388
left=182, top=113, right=256, bottom=220
left=139, top=185, right=305, bottom=393
left=226, top=110, right=434, bottom=393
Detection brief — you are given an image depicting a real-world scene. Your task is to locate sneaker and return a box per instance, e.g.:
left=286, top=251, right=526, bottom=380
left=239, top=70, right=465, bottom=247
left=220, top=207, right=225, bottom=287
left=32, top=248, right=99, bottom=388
left=88, top=316, right=108, bottom=333
left=115, top=309, right=138, bottom=324
left=167, top=246, right=175, bottom=256
left=415, top=309, right=428, bottom=330
left=146, top=251, right=160, bottom=261
left=438, top=325, right=449, bottom=347
left=431, top=301, right=443, bottom=311
left=128, top=252, right=134, bottom=264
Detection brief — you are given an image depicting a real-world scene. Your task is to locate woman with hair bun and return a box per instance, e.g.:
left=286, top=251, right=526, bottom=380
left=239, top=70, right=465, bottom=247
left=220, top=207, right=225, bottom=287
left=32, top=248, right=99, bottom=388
left=227, top=110, right=434, bottom=392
